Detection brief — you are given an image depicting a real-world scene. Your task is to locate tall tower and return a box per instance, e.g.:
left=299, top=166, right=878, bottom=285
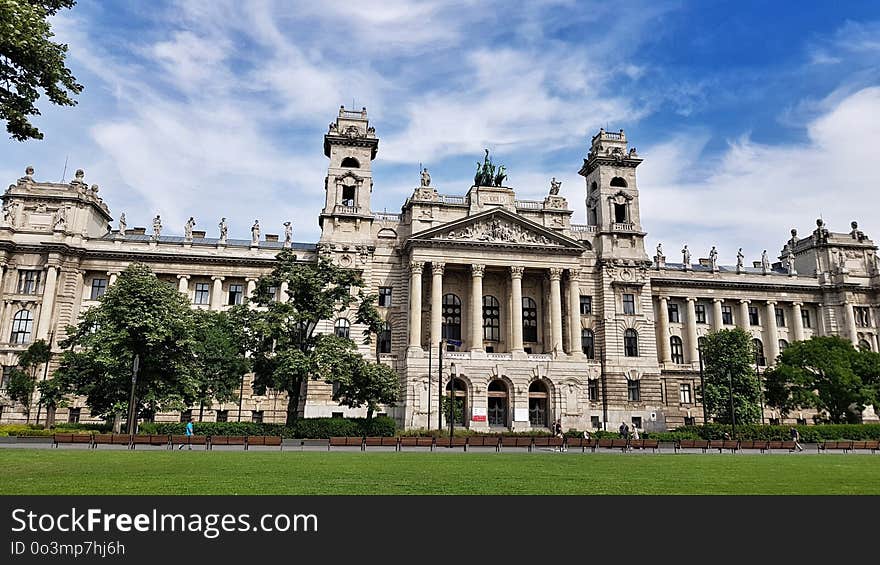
left=319, top=106, right=379, bottom=241
left=578, top=128, right=648, bottom=264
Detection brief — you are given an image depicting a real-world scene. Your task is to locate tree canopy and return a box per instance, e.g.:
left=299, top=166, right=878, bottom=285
left=4, top=339, right=51, bottom=422
left=1, top=0, right=83, bottom=140
left=699, top=328, right=763, bottom=425
left=764, top=336, right=880, bottom=423
left=190, top=309, right=250, bottom=421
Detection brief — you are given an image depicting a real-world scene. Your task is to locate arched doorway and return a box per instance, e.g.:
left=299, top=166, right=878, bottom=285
left=445, top=378, right=467, bottom=428
left=528, top=380, right=549, bottom=428
left=487, top=379, right=509, bottom=428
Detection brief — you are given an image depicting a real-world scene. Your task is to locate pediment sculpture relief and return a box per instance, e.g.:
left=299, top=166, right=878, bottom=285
left=438, top=217, right=555, bottom=245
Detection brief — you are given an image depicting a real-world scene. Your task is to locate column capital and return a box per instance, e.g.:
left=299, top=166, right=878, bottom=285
left=686, top=296, right=697, bottom=303
left=471, top=264, right=485, bottom=277
left=509, top=266, right=524, bottom=279
left=431, top=262, right=445, bottom=276
left=245, top=276, right=260, bottom=283
left=569, top=268, right=580, bottom=279
left=766, top=300, right=777, bottom=306
left=740, top=299, right=751, bottom=305
left=409, top=261, right=424, bottom=274
left=791, top=301, right=803, bottom=307
left=549, top=267, right=562, bottom=281
left=176, top=274, right=190, bottom=280
left=713, top=298, right=724, bottom=304
left=657, top=295, right=669, bottom=303
left=211, top=275, right=225, bottom=282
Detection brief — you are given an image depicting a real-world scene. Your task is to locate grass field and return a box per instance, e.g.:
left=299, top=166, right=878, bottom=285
left=1, top=449, right=878, bottom=494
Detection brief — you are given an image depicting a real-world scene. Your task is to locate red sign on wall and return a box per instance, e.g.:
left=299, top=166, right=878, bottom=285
left=471, top=415, right=487, bottom=422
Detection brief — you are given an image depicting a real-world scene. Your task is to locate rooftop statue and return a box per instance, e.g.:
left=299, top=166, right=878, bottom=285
left=474, top=149, right=507, bottom=187
left=549, top=177, right=561, bottom=195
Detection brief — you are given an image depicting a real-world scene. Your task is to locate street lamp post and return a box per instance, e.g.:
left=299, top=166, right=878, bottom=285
left=697, top=341, right=707, bottom=425
left=728, top=369, right=736, bottom=439
left=448, top=362, right=457, bottom=443
left=756, top=351, right=765, bottom=425
left=126, top=354, right=140, bottom=436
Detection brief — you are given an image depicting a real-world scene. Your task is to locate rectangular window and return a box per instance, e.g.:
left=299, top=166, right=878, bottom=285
left=801, top=309, right=812, bottom=329
left=18, top=270, right=41, bottom=294
left=588, top=379, right=599, bottom=402
left=855, top=307, right=871, bottom=328
left=622, top=294, right=636, bottom=315
left=378, top=287, right=393, bottom=307
left=267, top=286, right=278, bottom=302
left=683, top=416, right=696, bottom=426
left=193, top=283, right=210, bottom=305
left=579, top=295, right=592, bottom=315
left=0, top=366, right=13, bottom=389
left=215, top=410, right=228, bottom=423
left=331, top=412, right=344, bottom=419
left=679, top=383, right=692, bottom=404
left=668, top=303, right=680, bottom=323
left=796, top=418, right=807, bottom=426
left=180, top=409, right=192, bottom=423
left=769, top=418, right=780, bottom=426
left=252, top=410, right=264, bottom=424
left=67, top=408, right=81, bottom=424
left=749, top=306, right=760, bottom=326
left=90, top=278, right=108, bottom=300
left=227, top=284, right=244, bottom=306
left=722, top=305, right=733, bottom=325
left=591, top=416, right=601, bottom=429
left=627, top=380, right=640, bottom=402
left=695, top=304, right=707, bottom=324
left=775, top=308, right=786, bottom=327
left=631, top=416, right=642, bottom=429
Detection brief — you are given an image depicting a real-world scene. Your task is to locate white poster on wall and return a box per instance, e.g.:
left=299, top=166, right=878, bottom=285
left=514, top=408, right=529, bottom=422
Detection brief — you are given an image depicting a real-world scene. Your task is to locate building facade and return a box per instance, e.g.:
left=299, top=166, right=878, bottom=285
left=1, top=106, right=878, bottom=429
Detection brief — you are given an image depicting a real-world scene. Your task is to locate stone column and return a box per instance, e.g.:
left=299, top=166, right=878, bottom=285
left=279, top=281, right=289, bottom=302
left=408, top=261, right=424, bottom=351
left=738, top=299, right=751, bottom=331
left=568, top=269, right=581, bottom=356
left=0, top=264, right=6, bottom=302
left=816, top=303, right=826, bottom=336
left=657, top=296, right=672, bottom=363
left=764, top=301, right=779, bottom=364
left=684, top=297, right=699, bottom=363
left=211, top=276, right=224, bottom=310
left=712, top=299, right=724, bottom=332
left=844, top=301, right=858, bottom=344
left=549, top=268, right=563, bottom=354
left=108, top=272, right=118, bottom=286
left=0, top=300, right=13, bottom=344
left=36, top=265, right=59, bottom=340
left=470, top=264, right=485, bottom=352
left=510, top=266, right=524, bottom=353
left=791, top=302, right=805, bottom=342
left=245, top=278, right=257, bottom=299
left=430, top=263, right=445, bottom=347
left=177, top=274, right=190, bottom=295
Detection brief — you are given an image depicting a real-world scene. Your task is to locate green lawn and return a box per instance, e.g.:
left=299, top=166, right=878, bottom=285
left=1, top=449, right=878, bottom=494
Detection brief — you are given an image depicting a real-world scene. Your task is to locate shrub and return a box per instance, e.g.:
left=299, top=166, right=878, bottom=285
left=137, top=416, right=396, bottom=438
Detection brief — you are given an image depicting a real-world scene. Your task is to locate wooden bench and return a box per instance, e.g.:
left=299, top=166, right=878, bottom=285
left=170, top=435, right=209, bottom=450
left=851, top=440, right=879, bottom=453
left=467, top=436, right=501, bottom=451
left=398, top=437, right=435, bottom=451
left=130, top=434, right=170, bottom=449
left=675, top=439, right=709, bottom=453
left=53, top=433, right=93, bottom=448
left=363, top=437, right=399, bottom=450
left=209, top=435, right=247, bottom=450
left=628, top=439, right=660, bottom=453
left=767, top=440, right=796, bottom=452
left=437, top=437, right=469, bottom=450
left=819, top=440, right=852, bottom=453
left=499, top=436, right=533, bottom=451
left=565, top=437, right=595, bottom=453
left=246, top=436, right=283, bottom=450
left=709, top=440, right=740, bottom=453
left=738, top=440, right=770, bottom=453
left=92, top=434, right=133, bottom=448
left=328, top=437, right=364, bottom=450
left=532, top=437, right=564, bottom=451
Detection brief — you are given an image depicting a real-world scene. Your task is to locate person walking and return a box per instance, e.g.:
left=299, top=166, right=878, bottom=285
left=179, top=420, right=193, bottom=450
left=618, top=422, right=629, bottom=439
left=789, top=426, right=804, bottom=452
left=554, top=419, right=566, bottom=452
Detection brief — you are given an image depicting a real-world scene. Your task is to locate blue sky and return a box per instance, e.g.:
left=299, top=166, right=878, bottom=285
left=2, top=0, right=880, bottom=264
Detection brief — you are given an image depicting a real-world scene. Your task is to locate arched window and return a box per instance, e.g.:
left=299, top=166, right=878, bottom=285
left=483, top=296, right=500, bottom=341
left=778, top=339, right=790, bottom=352
left=858, top=339, right=872, bottom=351
left=377, top=322, right=392, bottom=354
left=340, top=157, right=360, bottom=168
left=670, top=336, right=684, bottom=364
left=753, top=338, right=766, bottom=366
left=341, top=185, right=356, bottom=207
left=581, top=329, right=595, bottom=359
left=334, top=318, right=350, bottom=339
left=487, top=380, right=508, bottom=427
left=522, top=297, right=538, bottom=342
left=442, top=294, right=462, bottom=342
left=10, top=310, right=33, bottom=344
left=614, top=202, right=628, bottom=223
left=528, top=380, right=549, bottom=427
left=610, top=176, right=628, bottom=188
left=445, top=378, right=467, bottom=427
left=624, top=329, right=639, bottom=357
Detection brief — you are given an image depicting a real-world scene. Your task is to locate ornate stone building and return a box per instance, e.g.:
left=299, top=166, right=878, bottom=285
left=1, top=106, right=878, bottom=429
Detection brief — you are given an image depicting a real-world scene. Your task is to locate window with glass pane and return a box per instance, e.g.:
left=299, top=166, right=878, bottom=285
left=216, top=410, right=228, bottom=422
left=67, top=408, right=81, bottom=423
left=442, top=294, right=462, bottom=341
left=483, top=296, right=500, bottom=341
left=252, top=410, right=264, bottom=423
left=684, top=416, right=696, bottom=426
left=267, top=286, right=278, bottom=302
left=679, top=383, right=692, bottom=404
left=528, top=381, right=549, bottom=427
left=377, top=322, right=392, bottom=354
left=194, top=282, right=210, bottom=305
left=670, top=336, right=684, bottom=364
left=722, top=305, right=733, bottom=325
left=855, top=307, right=871, bottom=327
left=588, top=379, right=599, bottom=402
left=10, top=310, right=33, bottom=344
left=334, top=318, right=350, bottom=339
left=90, top=278, right=107, bottom=300
left=668, top=303, right=680, bottom=323
left=0, top=366, right=13, bottom=389
left=775, top=308, right=786, bottom=327
left=522, top=297, right=537, bottom=342
left=749, top=306, right=760, bottom=326
left=624, top=329, right=638, bottom=357
left=378, top=286, right=392, bottom=307
left=779, top=339, right=789, bottom=352
left=695, top=304, right=707, bottom=324
left=180, top=410, right=192, bottom=423
left=579, top=295, right=592, bottom=315
left=801, top=309, right=811, bottom=328
left=18, top=270, right=40, bottom=294
left=753, top=339, right=766, bottom=366
left=228, top=284, right=243, bottom=305
left=622, top=294, right=635, bottom=315
left=627, top=379, right=640, bottom=402
left=581, top=329, right=595, bottom=359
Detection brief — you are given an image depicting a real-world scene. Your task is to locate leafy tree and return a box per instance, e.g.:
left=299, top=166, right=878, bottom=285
left=231, top=250, right=386, bottom=425
left=53, top=263, right=197, bottom=422
left=699, top=328, right=763, bottom=425
left=328, top=337, right=399, bottom=420
left=36, top=375, right=67, bottom=427
left=764, top=336, right=880, bottom=423
left=3, top=339, right=51, bottom=422
left=1, top=0, right=83, bottom=140
left=191, top=309, right=250, bottom=421
left=440, top=395, right=464, bottom=428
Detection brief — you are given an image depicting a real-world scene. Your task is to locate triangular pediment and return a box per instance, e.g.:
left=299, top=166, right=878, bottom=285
left=407, top=208, right=585, bottom=251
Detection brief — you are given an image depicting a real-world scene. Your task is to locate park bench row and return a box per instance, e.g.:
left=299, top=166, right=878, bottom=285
left=52, top=433, right=283, bottom=450
left=675, top=439, right=880, bottom=453
left=327, top=436, right=661, bottom=452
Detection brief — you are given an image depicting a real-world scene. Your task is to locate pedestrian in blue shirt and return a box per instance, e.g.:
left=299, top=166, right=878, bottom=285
left=178, top=420, right=193, bottom=450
